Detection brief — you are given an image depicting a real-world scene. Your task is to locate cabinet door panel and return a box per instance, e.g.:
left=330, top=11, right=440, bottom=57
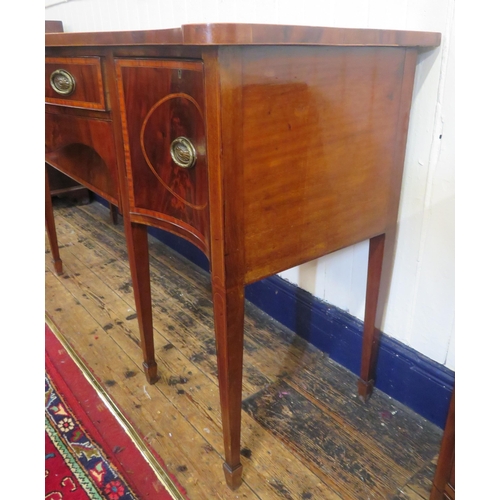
left=116, top=59, right=209, bottom=251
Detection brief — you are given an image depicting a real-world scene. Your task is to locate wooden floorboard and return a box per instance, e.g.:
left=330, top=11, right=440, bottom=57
left=45, top=199, right=442, bottom=500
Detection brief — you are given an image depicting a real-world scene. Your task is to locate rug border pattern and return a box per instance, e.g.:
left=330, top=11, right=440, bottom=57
left=46, top=371, right=138, bottom=499
left=46, top=315, right=187, bottom=500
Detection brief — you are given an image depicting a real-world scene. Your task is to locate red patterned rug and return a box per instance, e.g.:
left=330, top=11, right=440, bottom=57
left=45, top=323, right=187, bottom=499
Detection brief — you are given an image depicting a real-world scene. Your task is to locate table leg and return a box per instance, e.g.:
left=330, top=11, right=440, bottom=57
left=212, top=282, right=245, bottom=490
left=125, top=221, right=159, bottom=384
left=45, top=165, right=63, bottom=276
left=430, top=388, right=455, bottom=499
left=110, top=204, right=119, bottom=225
left=358, top=233, right=386, bottom=402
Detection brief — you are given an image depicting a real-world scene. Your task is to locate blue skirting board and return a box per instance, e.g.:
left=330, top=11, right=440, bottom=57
left=245, top=275, right=455, bottom=430
left=98, top=199, right=454, bottom=429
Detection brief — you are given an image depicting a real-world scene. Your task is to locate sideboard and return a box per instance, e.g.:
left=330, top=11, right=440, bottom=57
left=45, top=23, right=441, bottom=489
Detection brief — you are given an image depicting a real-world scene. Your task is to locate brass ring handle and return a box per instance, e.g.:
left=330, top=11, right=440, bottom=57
left=50, top=69, right=76, bottom=96
left=170, top=137, right=197, bottom=169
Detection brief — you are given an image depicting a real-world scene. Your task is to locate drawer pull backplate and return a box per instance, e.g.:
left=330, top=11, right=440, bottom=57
left=170, top=137, right=197, bottom=169
left=50, top=69, right=76, bottom=96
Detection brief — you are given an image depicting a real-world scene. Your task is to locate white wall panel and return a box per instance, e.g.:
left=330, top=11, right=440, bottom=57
left=45, top=0, right=455, bottom=370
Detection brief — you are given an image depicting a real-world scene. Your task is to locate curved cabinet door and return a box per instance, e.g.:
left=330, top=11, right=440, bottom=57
left=116, top=59, right=209, bottom=254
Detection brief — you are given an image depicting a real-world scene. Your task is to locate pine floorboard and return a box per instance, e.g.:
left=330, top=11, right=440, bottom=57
left=45, top=199, right=443, bottom=500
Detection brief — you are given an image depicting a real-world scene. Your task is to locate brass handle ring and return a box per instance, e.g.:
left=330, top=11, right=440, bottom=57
left=50, top=69, right=76, bottom=96
left=170, top=137, right=197, bottom=169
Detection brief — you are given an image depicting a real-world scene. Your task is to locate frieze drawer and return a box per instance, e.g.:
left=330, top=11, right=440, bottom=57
left=45, top=56, right=106, bottom=110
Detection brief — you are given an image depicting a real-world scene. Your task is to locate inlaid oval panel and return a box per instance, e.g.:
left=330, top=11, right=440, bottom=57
left=140, top=93, right=207, bottom=211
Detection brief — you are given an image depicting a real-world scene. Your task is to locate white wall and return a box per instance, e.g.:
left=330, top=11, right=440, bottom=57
left=45, top=0, right=455, bottom=370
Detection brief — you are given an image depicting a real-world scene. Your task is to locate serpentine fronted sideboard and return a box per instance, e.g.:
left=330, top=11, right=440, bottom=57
left=45, top=23, right=441, bottom=489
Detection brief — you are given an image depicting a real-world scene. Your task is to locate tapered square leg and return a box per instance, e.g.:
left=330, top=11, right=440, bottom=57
left=125, top=221, right=159, bottom=384
left=223, top=462, right=243, bottom=491
left=110, top=204, right=119, bottom=225
left=212, top=282, right=245, bottom=490
left=430, top=388, right=455, bottom=499
left=358, top=233, right=386, bottom=402
left=45, top=165, right=63, bottom=276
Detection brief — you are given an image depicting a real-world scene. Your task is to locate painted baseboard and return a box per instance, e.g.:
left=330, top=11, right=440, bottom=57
left=96, top=198, right=454, bottom=429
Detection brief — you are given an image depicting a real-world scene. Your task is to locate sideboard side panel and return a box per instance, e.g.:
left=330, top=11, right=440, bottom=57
left=241, top=46, right=408, bottom=283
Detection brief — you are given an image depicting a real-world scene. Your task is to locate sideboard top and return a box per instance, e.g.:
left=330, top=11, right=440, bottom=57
left=45, top=23, right=441, bottom=48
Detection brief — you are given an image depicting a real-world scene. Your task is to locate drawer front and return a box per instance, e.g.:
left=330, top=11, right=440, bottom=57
left=116, top=58, right=209, bottom=250
left=45, top=112, right=119, bottom=205
left=45, top=57, right=106, bottom=110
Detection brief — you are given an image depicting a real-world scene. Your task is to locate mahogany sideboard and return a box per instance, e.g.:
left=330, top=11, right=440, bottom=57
left=45, top=23, right=441, bottom=489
